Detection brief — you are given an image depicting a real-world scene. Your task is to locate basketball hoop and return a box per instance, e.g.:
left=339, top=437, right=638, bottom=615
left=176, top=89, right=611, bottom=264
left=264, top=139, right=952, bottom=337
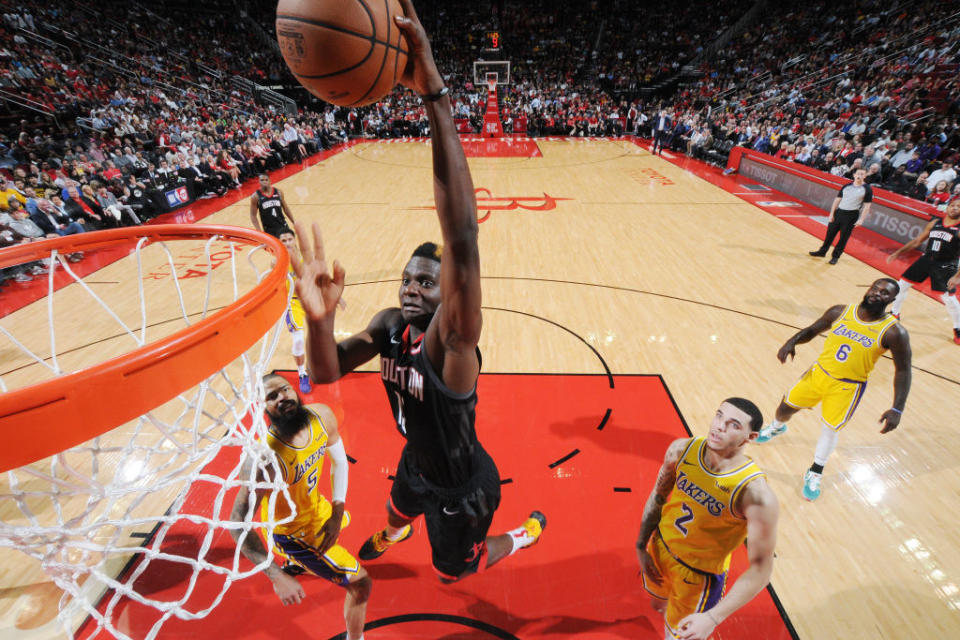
left=485, top=71, right=499, bottom=93
left=0, top=225, right=296, bottom=639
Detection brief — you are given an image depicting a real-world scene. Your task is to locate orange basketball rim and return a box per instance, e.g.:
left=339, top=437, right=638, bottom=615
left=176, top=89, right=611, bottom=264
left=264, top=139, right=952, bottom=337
left=0, top=224, right=289, bottom=473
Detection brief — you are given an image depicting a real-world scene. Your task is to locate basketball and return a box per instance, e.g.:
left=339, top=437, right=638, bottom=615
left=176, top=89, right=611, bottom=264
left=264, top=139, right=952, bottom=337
left=276, top=0, right=410, bottom=107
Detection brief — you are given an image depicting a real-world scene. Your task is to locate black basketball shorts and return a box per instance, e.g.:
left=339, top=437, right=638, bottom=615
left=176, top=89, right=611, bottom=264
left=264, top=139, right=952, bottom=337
left=902, top=256, right=958, bottom=293
left=388, top=444, right=502, bottom=579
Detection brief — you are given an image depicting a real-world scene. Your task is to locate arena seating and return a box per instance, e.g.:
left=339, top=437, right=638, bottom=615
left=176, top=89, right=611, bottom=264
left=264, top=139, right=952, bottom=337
left=0, top=0, right=958, bottom=279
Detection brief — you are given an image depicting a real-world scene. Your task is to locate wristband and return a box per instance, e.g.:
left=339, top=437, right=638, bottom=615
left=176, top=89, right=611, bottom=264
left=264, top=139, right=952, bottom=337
left=421, top=86, right=449, bottom=102
left=890, top=408, right=902, bottom=414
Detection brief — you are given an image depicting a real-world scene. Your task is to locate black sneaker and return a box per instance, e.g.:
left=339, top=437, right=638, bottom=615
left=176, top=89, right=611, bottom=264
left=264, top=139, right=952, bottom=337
left=809, top=250, right=827, bottom=257
left=829, top=256, right=839, bottom=265
left=358, top=524, right=413, bottom=560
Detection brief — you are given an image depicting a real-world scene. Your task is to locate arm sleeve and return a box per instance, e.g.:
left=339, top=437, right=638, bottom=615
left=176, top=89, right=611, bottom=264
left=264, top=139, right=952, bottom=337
left=327, top=439, right=348, bottom=503
left=862, top=185, right=873, bottom=202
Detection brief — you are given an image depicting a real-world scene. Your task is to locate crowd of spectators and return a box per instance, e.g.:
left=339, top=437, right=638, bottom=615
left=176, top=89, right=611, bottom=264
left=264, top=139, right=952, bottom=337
left=0, top=0, right=354, bottom=285
left=338, top=0, right=960, bottom=208
left=2, top=0, right=960, bottom=283
left=647, top=0, right=960, bottom=208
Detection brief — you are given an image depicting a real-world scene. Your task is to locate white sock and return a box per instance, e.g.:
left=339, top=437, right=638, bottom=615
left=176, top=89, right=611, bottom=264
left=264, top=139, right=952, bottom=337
left=814, top=423, right=840, bottom=467
left=772, top=419, right=786, bottom=430
left=297, top=364, right=307, bottom=377
left=891, top=279, right=912, bottom=315
left=385, top=524, right=407, bottom=541
left=507, top=524, right=536, bottom=555
left=942, top=292, right=960, bottom=329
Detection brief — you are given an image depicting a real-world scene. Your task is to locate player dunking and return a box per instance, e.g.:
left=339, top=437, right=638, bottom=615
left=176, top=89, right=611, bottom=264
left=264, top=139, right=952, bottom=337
left=756, top=278, right=912, bottom=500
left=291, top=0, right=545, bottom=583
left=230, top=374, right=370, bottom=640
left=887, top=199, right=960, bottom=344
left=250, top=174, right=296, bottom=238
left=636, top=398, right=779, bottom=640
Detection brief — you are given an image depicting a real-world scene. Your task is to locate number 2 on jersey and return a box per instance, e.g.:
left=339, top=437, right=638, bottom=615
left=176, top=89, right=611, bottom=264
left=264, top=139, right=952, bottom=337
left=674, top=503, right=694, bottom=536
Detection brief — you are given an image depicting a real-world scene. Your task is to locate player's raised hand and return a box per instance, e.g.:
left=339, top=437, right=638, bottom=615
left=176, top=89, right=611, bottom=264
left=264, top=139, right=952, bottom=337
left=879, top=409, right=901, bottom=434
left=292, top=221, right=345, bottom=323
left=394, top=0, right=444, bottom=97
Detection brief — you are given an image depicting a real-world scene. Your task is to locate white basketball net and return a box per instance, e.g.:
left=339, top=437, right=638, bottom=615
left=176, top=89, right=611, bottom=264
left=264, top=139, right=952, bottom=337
left=0, top=234, right=295, bottom=640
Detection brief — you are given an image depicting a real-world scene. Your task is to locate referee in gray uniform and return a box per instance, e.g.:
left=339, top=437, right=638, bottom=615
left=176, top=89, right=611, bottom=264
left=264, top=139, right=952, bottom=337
left=810, top=168, right=873, bottom=264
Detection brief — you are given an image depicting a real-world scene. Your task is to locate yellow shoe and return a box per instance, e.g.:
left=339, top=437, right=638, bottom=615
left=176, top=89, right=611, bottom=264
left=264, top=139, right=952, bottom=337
left=358, top=524, right=412, bottom=560
left=516, top=511, right=546, bottom=549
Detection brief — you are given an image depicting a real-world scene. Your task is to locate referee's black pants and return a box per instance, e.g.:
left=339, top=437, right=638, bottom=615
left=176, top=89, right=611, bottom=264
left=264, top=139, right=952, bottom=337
left=818, top=208, right=860, bottom=259
left=652, top=130, right=667, bottom=154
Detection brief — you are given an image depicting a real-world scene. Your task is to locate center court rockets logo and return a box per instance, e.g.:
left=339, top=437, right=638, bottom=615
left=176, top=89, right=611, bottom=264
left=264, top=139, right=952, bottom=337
left=407, top=188, right=573, bottom=223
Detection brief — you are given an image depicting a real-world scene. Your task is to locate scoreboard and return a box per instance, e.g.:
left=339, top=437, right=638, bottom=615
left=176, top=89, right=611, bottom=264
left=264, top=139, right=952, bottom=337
left=484, top=31, right=501, bottom=52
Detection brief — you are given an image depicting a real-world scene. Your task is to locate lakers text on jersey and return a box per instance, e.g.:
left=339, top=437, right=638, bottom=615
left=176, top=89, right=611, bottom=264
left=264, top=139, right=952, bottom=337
left=263, top=407, right=333, bottom=535
left=642, top=437, right=763, bottom=633
left=260, top=407, right=359, bottom=585
left=816, top=304, right=898, bottom=383
left=658, top=437, right=764, bottom=575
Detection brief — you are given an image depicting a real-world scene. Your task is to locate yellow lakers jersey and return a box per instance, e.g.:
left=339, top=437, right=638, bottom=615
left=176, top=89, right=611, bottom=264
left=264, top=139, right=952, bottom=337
left=659, top=437, right=764, bottom=574
left=287, top=263, right=302, bottom=306
left=816, top=304, right=899, bottom=382
left=286, top=263, right=305, bottom=328
left=264, top=407, right=332, bottom=535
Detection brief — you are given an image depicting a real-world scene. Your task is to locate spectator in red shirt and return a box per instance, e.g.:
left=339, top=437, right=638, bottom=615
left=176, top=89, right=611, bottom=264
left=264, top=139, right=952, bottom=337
left=927, top=181, right=952, bottom=206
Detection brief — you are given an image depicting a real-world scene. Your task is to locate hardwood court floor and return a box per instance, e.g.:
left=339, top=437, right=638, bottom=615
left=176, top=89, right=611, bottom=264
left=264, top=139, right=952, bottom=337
left=2, top=138, right=959, bottom=639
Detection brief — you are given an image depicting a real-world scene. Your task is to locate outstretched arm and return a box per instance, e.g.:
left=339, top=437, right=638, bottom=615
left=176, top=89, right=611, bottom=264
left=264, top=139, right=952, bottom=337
left=293, top=222, right=392, bottom=382
left=636, top=438, right=688, bottom=584
left=888, top=219, right=934, bottom=262
left=777, top=304, right=845, bottom=363
left=677, top=480, right=779, bottom=640
left=879, top=323, right=911, bottom=433
left=394, top=0, right=481, bottom=394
